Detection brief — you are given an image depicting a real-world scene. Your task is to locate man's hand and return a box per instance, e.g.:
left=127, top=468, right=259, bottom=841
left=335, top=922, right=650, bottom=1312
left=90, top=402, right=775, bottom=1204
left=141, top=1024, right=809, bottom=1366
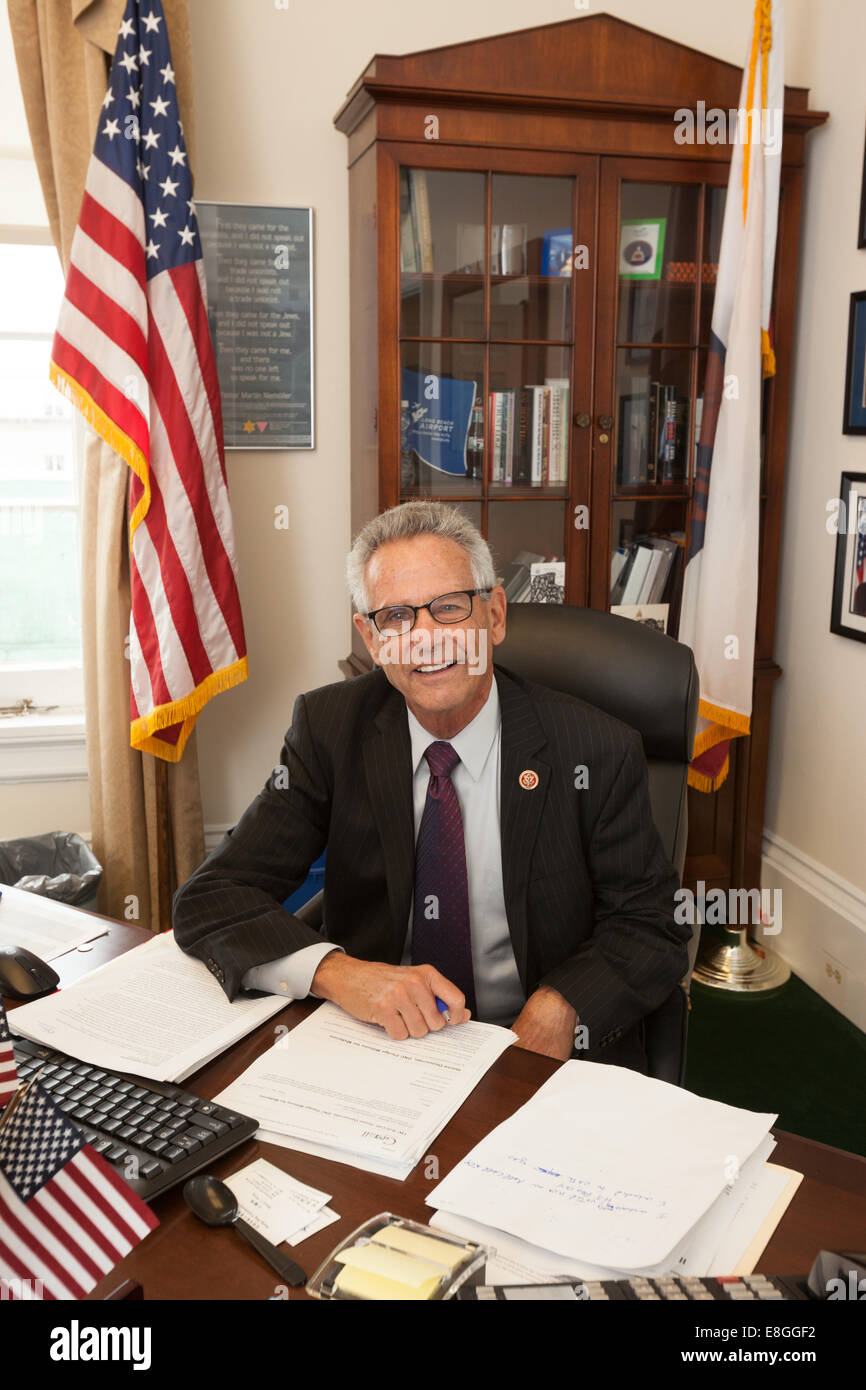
left=511, top=986, right=577, bottom=1062
left=311, top=953, right=470, bottom=1040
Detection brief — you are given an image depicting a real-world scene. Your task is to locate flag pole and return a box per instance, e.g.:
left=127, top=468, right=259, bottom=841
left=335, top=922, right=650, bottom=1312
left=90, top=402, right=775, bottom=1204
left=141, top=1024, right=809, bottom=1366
left=153, top=756, right=174, bottom=931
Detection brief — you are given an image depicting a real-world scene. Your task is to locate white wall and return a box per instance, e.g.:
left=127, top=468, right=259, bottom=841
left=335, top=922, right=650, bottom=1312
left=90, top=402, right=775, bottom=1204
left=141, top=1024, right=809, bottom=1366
left=2, top=2, right=864, bottom=1013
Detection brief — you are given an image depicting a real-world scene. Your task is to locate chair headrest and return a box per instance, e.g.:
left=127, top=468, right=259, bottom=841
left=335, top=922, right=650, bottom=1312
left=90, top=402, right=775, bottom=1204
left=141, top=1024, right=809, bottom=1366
left=494, top=603, right=699, bottom=763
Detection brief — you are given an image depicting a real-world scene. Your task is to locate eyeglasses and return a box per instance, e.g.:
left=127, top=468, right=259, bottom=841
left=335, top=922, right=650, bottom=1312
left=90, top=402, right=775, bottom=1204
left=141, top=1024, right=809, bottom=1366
left=366, top=588, right=491, bottom=634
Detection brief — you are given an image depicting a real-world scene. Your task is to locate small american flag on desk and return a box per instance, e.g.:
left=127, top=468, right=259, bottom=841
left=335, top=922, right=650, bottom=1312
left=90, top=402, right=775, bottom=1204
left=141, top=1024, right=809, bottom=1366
left=50, top=0, right=247, bottom=762
left=0, top=1001, right=17, bottom=1111
left=0, top=1080, right=158, bottom=1299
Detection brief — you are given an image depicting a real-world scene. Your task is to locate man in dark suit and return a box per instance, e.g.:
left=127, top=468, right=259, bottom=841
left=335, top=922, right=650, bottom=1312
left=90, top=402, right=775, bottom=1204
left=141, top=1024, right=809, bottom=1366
left=173, top=501, right=689, bottom=1070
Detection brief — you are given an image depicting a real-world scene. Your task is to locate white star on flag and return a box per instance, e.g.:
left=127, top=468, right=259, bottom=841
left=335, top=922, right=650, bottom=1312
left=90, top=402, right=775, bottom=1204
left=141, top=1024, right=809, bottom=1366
left=159, top=174, right=178, bottom=197
left=178, top=225, right=195, bottom=246
left=102, top=118, right=120, bottom=140
left=160, top=62, right=174, bottom=84
left=102, top=88, right=114, bottom=109
left=150, top=95, right=170, bottom=117
left=119, top=50, right=138, bottom=74
left=139, top=45, right=152, bottom=66
left=142, top=10, right=162, bottom=31
left=145, top=239, right=160, bottom=259
left=149, top=207, right=168, bottom=227
left=142, top=128, right=161, bottom=150
left=127, top=87, right=141, bottom=108
left=168, top=144, right=186, bottom=166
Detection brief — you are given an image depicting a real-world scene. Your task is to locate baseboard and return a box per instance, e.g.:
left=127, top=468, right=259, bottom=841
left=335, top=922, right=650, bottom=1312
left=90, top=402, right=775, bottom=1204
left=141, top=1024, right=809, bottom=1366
left=760, top=831, right=866, bottom=1033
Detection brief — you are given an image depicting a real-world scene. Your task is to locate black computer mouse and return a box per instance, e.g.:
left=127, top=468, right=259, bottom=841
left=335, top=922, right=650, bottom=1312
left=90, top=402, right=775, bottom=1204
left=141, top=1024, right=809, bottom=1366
left=0, top=945, right=60, bottom=1000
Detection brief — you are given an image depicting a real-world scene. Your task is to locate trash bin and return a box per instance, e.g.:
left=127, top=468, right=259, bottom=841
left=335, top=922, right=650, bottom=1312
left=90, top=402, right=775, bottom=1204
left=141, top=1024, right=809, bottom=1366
left=0, top=831, right=102, bottom=910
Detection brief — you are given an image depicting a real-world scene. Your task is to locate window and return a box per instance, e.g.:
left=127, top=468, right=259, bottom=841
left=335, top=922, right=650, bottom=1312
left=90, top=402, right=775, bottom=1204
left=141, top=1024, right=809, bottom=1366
left=0, top=239, right=84, bottom=715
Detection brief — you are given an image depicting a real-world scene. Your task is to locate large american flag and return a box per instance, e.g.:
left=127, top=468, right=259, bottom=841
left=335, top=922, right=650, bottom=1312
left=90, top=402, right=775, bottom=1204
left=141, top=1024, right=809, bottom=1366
left=0, top=1002, right=17, bottom=1111
left=0, top=1081, right=158, bottom=1299
left=50, top=0, right=247, bottom=762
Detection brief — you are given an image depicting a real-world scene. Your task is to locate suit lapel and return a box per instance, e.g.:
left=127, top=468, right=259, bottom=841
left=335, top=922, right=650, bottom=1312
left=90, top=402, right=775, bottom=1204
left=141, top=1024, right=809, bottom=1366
left=362, top=684, right=415, bottom=960
left=495, top=666, right=550, bottom=989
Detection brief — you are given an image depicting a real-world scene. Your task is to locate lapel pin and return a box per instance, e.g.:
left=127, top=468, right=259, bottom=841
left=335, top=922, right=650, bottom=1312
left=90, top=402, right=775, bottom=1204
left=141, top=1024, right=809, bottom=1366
left=518, top=769, right=539, bottom=790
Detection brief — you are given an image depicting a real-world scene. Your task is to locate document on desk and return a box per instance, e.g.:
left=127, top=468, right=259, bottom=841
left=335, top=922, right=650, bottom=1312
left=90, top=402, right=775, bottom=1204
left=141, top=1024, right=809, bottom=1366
left=430, top=1154, right=800, bottom=1284
left=0, top=883, right=107, bottom=960
left=214, top=1002, right=516, bottom=1180
left=427, top=1059, right=776, bottom=1270
left=8, top=932, right=287, bottom=1081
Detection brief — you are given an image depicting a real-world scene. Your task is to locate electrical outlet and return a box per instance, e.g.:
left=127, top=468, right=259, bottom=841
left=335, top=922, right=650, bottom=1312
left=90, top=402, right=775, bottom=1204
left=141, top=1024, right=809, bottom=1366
left=821, top=950, right=848, bottom=1011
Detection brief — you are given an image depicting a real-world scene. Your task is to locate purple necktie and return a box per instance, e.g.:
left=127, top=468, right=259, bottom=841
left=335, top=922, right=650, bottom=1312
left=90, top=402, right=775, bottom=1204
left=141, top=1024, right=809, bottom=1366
left=411, top=741, right=476, bottom=1016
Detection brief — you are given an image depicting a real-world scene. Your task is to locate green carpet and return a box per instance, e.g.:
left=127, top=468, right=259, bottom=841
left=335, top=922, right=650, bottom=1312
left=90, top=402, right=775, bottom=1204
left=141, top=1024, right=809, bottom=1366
left=684, top=972, right=866, bottom=1157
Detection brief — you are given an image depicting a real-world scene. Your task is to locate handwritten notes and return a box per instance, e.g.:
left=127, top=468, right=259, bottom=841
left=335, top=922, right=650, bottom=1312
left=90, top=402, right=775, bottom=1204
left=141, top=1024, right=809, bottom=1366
left=427, top=1060, right=775, bottom=1270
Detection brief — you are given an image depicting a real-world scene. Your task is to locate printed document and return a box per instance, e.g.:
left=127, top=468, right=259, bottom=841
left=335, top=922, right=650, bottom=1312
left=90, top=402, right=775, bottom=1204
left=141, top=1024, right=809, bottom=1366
left=0, top=883, right=106, bottom=960
left=8, top=931, right=287, bottom=1081
left=216, top=1002, right=515, bottom=1179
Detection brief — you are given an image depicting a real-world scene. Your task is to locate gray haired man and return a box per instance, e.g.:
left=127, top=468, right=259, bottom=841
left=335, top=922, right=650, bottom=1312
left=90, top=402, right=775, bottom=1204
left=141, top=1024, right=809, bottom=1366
left=174, top=501, right=687, bottom=1070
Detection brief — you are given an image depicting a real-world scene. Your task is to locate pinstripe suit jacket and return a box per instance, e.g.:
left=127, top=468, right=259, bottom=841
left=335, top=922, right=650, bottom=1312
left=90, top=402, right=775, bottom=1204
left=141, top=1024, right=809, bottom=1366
left=172, top=664, right=689, bottom=1072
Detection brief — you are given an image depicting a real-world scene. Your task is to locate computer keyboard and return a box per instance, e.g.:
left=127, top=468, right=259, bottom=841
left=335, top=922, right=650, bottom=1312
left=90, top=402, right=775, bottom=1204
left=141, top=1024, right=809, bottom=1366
left=11, top=1036, right=259, bottom=1204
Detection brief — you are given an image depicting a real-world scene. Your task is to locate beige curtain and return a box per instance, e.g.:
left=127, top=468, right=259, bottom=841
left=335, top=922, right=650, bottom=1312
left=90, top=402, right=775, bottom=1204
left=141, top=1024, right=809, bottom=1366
left=8, top=0, right=205, bottom=931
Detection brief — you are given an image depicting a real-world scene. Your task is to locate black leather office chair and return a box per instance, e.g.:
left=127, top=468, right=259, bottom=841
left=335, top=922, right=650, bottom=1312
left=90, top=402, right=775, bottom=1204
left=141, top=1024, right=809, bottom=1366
left=495, top=604, right=700, bottom=1084
left=297, top=603, right=699, bottom=1085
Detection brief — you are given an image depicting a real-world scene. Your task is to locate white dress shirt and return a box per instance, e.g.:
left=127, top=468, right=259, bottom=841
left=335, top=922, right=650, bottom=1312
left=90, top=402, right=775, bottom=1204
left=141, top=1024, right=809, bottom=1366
left=242, top=681, right=525, bottom=1026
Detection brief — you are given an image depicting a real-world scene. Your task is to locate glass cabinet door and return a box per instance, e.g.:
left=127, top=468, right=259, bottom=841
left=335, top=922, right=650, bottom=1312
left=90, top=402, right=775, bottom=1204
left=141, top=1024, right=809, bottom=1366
left=596, top=169, right=730, bottom=635
left=397, top=160, right=593, bottom=603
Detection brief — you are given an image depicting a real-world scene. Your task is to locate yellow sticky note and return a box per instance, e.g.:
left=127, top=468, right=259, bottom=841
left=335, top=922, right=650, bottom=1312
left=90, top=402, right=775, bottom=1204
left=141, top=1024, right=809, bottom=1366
left=333, top=1243, right=444, bottom=1300
left=333, top=1264, right=442, bottom=1301
left=369, top=1225, right=468, bottom=1271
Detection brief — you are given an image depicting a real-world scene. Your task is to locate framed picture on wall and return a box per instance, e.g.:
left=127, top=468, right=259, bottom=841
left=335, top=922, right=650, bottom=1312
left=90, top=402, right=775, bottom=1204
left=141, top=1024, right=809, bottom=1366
left=830, top=472, right=866, bottom=644
left=842, top=291, right=866, bottom=434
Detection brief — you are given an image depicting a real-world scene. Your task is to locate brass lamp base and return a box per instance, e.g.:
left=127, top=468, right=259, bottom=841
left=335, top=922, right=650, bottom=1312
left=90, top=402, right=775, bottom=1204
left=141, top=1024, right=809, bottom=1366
left=692, top=925, right=791, bottom=995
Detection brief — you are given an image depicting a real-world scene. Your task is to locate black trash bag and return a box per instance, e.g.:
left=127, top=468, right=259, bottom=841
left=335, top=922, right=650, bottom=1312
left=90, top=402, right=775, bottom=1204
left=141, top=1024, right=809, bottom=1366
left=0, top=831, right=102, bottom=908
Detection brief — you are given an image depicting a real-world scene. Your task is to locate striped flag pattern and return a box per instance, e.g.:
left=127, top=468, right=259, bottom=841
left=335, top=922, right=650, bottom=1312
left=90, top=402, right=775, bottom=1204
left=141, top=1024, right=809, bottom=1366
left=678, top=0, right=782, bottom=792
left=49, top=0, right=247, bottom=762
left=0, top=1002, right=17, bottom=1111
left=0, top=1080, right=158, bottom=1299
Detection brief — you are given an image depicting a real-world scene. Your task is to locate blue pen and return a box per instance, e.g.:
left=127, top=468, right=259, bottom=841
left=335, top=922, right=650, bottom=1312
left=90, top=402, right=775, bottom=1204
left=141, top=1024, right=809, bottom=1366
left=435, top=996, right=451, bottom=1024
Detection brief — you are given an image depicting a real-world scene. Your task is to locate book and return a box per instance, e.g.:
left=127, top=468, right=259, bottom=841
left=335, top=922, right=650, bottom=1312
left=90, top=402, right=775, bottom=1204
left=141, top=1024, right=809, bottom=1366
left=658, top=385, right=678, bottom=482
left=621, top=545, right=655, bottom=605
left=399, top=169, right=418, bottom=273
left=516, top=388, right=532, bottom=484
left=401, top=368, right=475, bottom=476
left=530, top=561, right=565, bottom=603
left=637, top=548, right=665, bottom=604
left=541, top=229, right=573, bottom=277
left=499, top=562, right=531, bottom=601
left=409, top=171, right=434, bottom=273
left=545, top=378, right=570, bottom=483
left=504, top=390, right=515, bottom=485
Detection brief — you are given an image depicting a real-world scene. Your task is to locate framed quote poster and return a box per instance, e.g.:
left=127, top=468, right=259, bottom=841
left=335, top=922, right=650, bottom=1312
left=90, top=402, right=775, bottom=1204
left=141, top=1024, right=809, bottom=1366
left=197, top=202, right=314, bottom=449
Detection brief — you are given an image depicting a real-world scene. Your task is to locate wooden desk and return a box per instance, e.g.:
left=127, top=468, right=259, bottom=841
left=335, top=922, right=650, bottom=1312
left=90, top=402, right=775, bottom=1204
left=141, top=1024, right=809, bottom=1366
left=6, top=921, right=866, bottom=1299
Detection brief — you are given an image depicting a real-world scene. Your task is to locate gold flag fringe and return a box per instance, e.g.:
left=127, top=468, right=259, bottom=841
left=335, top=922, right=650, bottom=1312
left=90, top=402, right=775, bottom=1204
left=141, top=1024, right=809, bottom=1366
left=49, top=361, right=151, bottom=543
left=130, top=656, right=249, bottom=763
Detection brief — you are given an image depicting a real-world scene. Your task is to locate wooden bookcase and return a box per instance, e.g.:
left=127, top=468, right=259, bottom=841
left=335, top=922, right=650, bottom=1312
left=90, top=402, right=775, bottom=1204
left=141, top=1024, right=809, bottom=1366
left=333, top=13, right=826, bottom=896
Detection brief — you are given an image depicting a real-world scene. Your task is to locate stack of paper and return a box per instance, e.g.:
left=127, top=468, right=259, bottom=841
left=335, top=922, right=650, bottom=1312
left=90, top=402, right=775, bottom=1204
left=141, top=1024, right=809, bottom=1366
left=225, top=1158, right=339, bottom=1247
left=426, top=1061, right=799, bottom=1280
left=0, top=883, right=107, bottom=960
left=9, top=933, right=288, bottom=1082
left=215, top=1002, right=516, bottom=1181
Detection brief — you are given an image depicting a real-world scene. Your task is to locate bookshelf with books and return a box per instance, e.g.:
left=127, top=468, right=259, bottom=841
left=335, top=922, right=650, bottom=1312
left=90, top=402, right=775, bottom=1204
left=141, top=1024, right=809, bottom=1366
left=335, top=14, right=825, bottom=896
